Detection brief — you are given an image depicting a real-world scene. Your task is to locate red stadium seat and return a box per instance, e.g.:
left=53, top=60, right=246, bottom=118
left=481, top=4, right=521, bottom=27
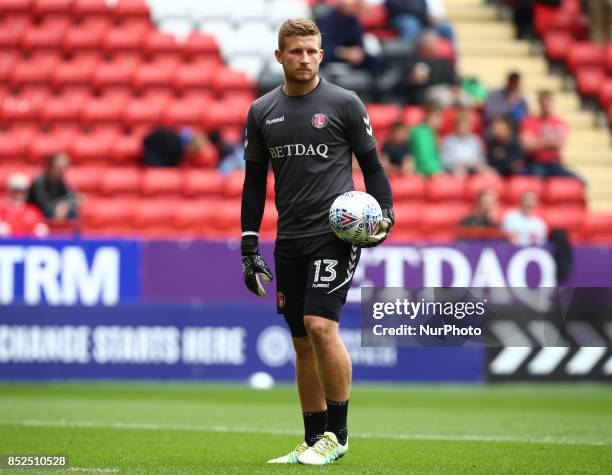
left=92, top=58, right=140, bottom=92
left=184, top=32, right=221, bottom=61
left=0, top=53, right=18, bottom=82
left=0, top=131, right=27, bottom=161
left=393, top=202, right=425, bottom=235
left=582, top=211, right=612, bottom=243
left=183, top=169, right=223, bottom=197
left=425, top=175, right=466, bottom=202
left=367, top=104, right=402, bottom=132
left=0, top=21, right=26, bottom=49
left=163, top=98, right=206, bottom=128
left=21, top=23, right=65, bottom=52
left=422, top=204, right=470, bottom=241
left=352, top=172, right=365, bottom=192
left=41, top=93, right=85, bottom=125
left=99, top=167, right=141, bottom=195
left=123, top=95, right=168, bottom=128
left=52, top=58, right=98, bottom=89
left=1, top=92, right=47, bottom=124
left=223, top=171, right=245, bottom=198
left=132, top=60, right=175, bottom=92
left=65, top=165, right=106, bottom=194
left=132, top=199, right=179, bottom=228
left=110, top=134, right=141, bottom=164
left=143, top=30, right=180, bottom=60
left=389, top=175, right=425, bottom=201
left=172, top=61, right=216, bottom=93
left=63, top=24, right=109, bottom=54
left=543, top=31, right=573, bottom=62
left=212, top=68, right=254, bottom=96
left=506, top=176, right=544, bottom=204
left=465, top=175, right=505, bottom=202
left=204, top=99, right=250, bottom=130
left=83, top=95, right=128, bottom=125
left=173, top=200, right=218, bottom=231
left=402, top=106, right=425, bottom=126
left=541, top=206, right=586, bottom=235
left=103, top=24, right=147, bottom=54
left=33, top=0, right=73, bottom=17
left=189, top=146, right=219, bottom=168
left=73, top=0, right=111, bottom=20
left=359, top=4, right=387, bottom=30
left=28, top=130, right=75, bottom=163
left=575, top=67, right=605, bottom=97
left=0, top=0, right=33, bottom=14
left=566, top=42, right=602, bottom=74
left=70, top=132, right=114, bottom=163
left=543, top=177, right=585, bottom=206
left=216, top=199, right=241, bottom=231
left=112, top=0, right=149, bottom=21
left=440, top=108, right=483, bottom=136
left=84, top=197, right=135, bottom=228
left=11, top=57, right=58, bottom=87
left=141, top=168, right=183, bottom=196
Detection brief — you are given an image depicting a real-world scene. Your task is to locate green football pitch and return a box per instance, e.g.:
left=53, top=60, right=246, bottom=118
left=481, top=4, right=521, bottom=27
left=0, top=383, right=611, bottom=474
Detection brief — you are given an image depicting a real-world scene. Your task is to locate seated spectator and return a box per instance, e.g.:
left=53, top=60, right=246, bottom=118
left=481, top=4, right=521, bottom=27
left=520, top=91, right=580, bottom=180
left=319, top=0, right=379, bottom=72
left=484, top=72, right=529, bottom=130
left=409, top=104, right=443, bottom=176
left=0, top=173, right=48, bottom=238
left=441, top=112, right=491, bottom=176
left=502, top=191, right=548, bottom=246
left=28, top=153, right=80, bottom=220
left=386, top=0, right=429, bottom=43
left=403, top=31, right=467, bottom=107
left=381, top=122, right=414, bottom=175
left=210, top=131, right=245, bottom=175
left=486, top=117, right=528, bottom=176
left=143, top=127, right=204, bottom=167
left=426, top=0, right=455, bottom=45
left=460, top=189, right=499, bottom=227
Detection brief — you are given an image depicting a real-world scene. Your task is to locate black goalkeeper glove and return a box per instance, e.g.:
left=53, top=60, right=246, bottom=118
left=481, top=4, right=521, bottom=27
left=360, top=208, right=394, bottom=248
left=241, top=234, right=273, bottom=297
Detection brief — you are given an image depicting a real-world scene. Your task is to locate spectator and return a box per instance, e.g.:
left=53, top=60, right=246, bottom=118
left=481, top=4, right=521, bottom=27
left=460, top=189, right=499, bottom=227
left=409, top=104, right=444, bottom=176
left=426, top=0, right=455, bottom=45
left=319, top=0, right=378, bottom=72
left=380, top=122, right=413, bottom=175
left=386, top=0, right=429, bottom=43
left=441, top=112, right=490, bottom=176
left=210, top=130, right=245, bottom=175
left=143, top=127, right=205, bottom=167
left=521, top=91, right=580, bottom=179
left=502, top=191, right=548, bottom=246
left=484, top=72, right=529, bottom=130
left=0, top=173, right=48, bottom=238
left=486, top=117, right=528, bottom=176
left=28, top=153, right=80, bottom=220
left=403, top=31, right=467, bottom=107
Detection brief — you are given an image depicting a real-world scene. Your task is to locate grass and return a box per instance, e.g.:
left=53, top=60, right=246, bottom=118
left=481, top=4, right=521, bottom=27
left=0, top=383, right=611, bottom=474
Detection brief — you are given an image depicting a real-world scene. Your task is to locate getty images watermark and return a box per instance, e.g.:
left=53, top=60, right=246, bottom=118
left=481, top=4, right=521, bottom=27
left=360, top=287, right=612, bottom=348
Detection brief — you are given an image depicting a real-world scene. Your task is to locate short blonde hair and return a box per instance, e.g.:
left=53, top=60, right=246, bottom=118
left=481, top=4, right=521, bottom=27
left=277, top=19, right=321, bottom=51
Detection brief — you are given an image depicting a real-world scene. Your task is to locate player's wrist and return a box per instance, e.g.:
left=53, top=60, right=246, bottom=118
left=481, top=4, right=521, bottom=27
left=382, top=208, right=395, bottom=227
left=241, top=233, right=260, bottom=256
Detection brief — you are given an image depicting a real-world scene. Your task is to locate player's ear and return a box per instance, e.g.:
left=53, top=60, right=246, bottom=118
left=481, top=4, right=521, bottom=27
left=318, top=48, right=324, bottom=62
left=274, top=49, right=283, bottom=64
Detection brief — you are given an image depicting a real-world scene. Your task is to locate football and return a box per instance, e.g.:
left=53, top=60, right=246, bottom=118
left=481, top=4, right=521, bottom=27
left=329, top=191, right=383, bottom=245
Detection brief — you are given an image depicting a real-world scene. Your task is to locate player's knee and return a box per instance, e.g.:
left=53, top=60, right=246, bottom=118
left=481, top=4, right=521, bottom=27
left=292, top=336, right=313, bottom=357
left=304, top=316, right=336, bottom=345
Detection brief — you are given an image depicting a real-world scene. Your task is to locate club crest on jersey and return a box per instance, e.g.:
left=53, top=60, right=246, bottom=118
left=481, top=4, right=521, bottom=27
left=311, top=113, right=327, bottom=129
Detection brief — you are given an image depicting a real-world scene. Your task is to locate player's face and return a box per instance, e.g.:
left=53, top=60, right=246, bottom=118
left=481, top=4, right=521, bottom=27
left=275, top=35, right=323, bottom=84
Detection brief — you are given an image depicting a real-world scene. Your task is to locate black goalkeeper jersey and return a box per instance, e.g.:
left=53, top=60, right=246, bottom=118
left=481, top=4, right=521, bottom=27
left=244, top=78, right=377, bottom=239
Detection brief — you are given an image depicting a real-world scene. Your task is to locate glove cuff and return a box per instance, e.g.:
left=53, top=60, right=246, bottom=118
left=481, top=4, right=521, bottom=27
left=382, top=208, right=395, bottom=225
left=241, top=234, right=259, bottom=256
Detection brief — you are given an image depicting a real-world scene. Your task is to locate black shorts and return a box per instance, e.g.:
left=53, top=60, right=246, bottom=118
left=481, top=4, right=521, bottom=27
left=274, top=232, right=360, bottom=338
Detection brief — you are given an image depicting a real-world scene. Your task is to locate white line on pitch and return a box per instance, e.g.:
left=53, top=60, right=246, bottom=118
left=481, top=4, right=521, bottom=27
left=67, top=468, right=119, bottom=473
left=1, top=419, right=610, bottom=447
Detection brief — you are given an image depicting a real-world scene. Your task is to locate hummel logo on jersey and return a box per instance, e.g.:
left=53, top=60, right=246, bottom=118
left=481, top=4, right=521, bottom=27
left=266, top=116, right=285, bottom=125
left=363, top=115, right=373, bottom=136
left=269, top=143, right=330, bottom=159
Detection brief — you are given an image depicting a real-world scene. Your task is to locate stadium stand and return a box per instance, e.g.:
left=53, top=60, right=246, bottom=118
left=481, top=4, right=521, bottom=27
left=0, top=0, right=611, bottom=243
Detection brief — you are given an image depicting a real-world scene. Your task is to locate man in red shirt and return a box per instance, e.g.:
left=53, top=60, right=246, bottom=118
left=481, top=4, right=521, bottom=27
left=520, top=91, right=580, bottom=180
left=0, top=173, right=49, bottom=238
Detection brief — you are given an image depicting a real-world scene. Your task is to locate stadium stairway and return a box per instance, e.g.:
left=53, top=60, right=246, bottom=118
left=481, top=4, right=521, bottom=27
left=446, top=0, right=612, bottom=212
